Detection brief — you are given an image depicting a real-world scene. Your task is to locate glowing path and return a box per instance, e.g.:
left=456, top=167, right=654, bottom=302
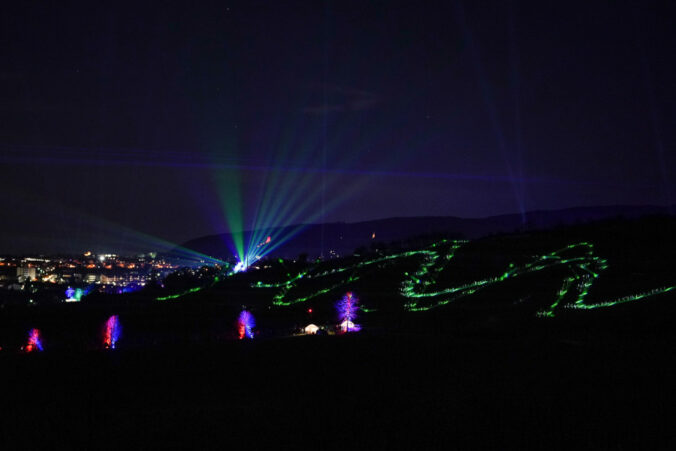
left=254, top=240, right=461, bottom=306
left=156, top=275, right=221, bottom=301
left=565, top=286, right=676, bottom=311
left=251, top=240, right=675, bottom=317
left=156, top=285, right=205, bottom=301
left=402, top=242, right=609, bottom=313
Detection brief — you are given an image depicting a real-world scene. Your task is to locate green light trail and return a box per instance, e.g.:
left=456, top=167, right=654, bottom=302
left=152, top=233, right=675, bottom=317
left=155, top=275, right=222, bottom=301
left=253, top=240, right=458, bottom=307
left=567, top=286, right=675, bottom=310
left=156, top=285, right=204, bottom=301
left=249, top=239, right=674, bottom=316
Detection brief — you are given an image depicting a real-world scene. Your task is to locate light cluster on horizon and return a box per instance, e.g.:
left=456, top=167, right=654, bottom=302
left=1, top=252, right=181, bottom=299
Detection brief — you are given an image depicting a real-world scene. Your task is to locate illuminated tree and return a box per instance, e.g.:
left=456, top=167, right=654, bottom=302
left=104, top=315, right=121, bottom=349
left=25, top=328, right=43, bottom=352
left=336, top=291, right=360, bottom=332
left=238, top=310, right=255, bottom=339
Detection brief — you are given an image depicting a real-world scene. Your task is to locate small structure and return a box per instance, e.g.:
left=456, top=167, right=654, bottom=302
left=304, top=324, right=319, bottom=335
left=339, top=320, right=360, bottom=333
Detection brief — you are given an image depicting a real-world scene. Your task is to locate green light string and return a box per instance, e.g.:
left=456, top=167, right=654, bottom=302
left=253, top=240, right=461, bottom=307
left=250, top=239, right=674, bottom=317
left=156, top=275, right=222, bottom=301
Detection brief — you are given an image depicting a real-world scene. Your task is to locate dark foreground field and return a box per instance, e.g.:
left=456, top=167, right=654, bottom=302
left=2, top=329, right=675, bottom=450
left=2, top=217, right=675, bottom=449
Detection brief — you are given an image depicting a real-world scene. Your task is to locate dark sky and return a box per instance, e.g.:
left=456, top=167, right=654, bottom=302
left=1, top=0, right=675, bottom=253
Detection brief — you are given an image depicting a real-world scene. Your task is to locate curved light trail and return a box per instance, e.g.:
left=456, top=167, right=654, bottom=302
left=251, top=240, right=675, bottom=316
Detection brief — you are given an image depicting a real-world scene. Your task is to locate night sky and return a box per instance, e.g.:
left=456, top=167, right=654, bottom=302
left=1, top=0, right=675, bottom=254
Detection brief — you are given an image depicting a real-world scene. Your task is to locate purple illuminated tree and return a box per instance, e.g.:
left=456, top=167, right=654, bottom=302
left=238, top=310, right=255, bottom=339
left=336, top=291, right=361, bottom=333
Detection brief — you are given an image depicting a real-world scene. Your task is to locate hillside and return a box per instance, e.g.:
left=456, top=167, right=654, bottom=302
left=2, top=216, right=676, bottom=449
left=3, top=215, right=674, bottom=350
left=178, top=204, right=675, bottom=260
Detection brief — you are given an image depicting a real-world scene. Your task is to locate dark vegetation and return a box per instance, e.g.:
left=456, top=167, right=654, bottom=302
left=1, top=216, right=676, bottom=448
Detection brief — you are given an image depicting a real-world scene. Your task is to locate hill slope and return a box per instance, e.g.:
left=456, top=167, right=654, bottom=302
left=179, top=204, right=675, bottom=260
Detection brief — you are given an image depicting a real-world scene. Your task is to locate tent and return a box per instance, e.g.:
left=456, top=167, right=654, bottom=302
left=339, top=320, right=360, bottom=333
left=304, top=324, right=320, bottom=335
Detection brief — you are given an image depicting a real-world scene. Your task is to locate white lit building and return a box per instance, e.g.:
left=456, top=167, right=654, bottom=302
left=16, top=266, right=36, bottom=282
